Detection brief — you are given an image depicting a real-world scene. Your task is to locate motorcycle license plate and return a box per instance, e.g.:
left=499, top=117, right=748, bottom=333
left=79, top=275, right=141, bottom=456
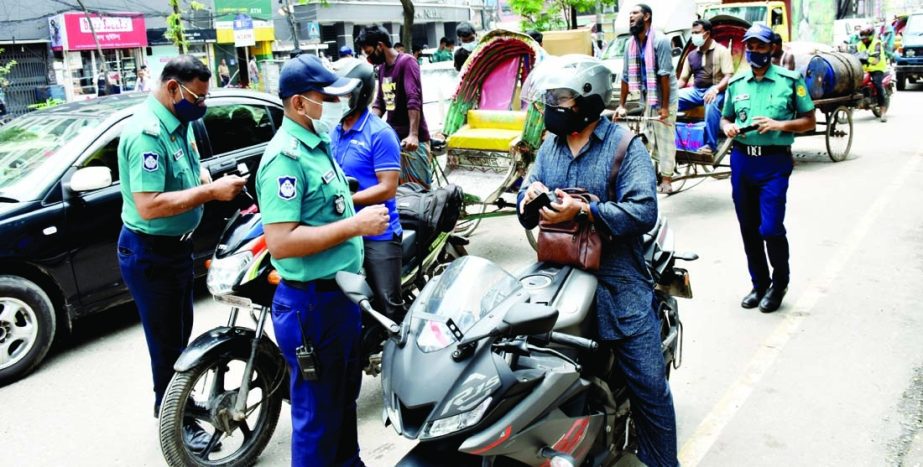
left=214, top=294, right=253, bottom=308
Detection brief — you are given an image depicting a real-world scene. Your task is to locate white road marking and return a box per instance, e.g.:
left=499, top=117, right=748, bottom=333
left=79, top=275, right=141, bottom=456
left=678, top=147, right=923, bottom=465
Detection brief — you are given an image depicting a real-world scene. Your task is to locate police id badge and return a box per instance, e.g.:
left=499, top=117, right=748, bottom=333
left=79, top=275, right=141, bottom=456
left=142, top=152, right=159, bottom=172
left=334, top=193, right=346, bottom=215
left=278, top=176, right=297, bottom=200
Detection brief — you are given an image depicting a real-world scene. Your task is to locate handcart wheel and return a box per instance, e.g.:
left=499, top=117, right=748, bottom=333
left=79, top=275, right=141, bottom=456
left=455, top=202, right=486, bottom=238
left=826, top=106, right=853, bottom=162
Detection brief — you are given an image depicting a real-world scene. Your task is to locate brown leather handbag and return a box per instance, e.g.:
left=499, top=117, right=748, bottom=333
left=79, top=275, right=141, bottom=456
left=536, top=129, right=637, bottom=271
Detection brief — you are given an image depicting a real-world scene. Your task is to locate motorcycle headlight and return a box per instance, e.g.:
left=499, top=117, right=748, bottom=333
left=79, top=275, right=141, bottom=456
left=421, top=396, right=492, bottom=439
left=206, top=251, right=253, bottom=296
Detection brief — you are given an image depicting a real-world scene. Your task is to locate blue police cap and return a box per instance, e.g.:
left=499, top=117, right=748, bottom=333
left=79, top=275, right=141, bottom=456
left=339, top=45, right=354, bottom=56
left=743, top=23, right=774, bottom=43
left=278, top=54, right=358, bottom=99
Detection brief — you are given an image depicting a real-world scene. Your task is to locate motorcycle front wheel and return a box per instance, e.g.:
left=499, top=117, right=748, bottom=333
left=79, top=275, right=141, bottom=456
left=159, top=350, right=285, bottom=467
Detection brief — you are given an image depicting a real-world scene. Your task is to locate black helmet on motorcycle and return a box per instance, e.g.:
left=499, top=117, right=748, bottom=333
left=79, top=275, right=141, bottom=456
left=332, top=57, right=376, bottom=118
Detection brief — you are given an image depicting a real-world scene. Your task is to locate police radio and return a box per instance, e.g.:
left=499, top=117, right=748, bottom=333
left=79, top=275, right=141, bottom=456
left=294, top=309, right=320, bottom=381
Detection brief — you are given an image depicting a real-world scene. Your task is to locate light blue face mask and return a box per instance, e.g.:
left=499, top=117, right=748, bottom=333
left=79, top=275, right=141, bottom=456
left=461, top=40, right=477, bottom=52
left=691, top=33, right=706, bottom=47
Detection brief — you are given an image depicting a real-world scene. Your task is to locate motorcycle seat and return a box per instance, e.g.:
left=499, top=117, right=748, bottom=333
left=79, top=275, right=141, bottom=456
left=401, top=230, right=418, bottom=264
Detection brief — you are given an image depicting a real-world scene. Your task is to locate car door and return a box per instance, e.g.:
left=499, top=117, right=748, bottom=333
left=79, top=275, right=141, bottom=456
left=191, top=97, right=281, bottom=272
left=65, top=119, right=130, bottom=307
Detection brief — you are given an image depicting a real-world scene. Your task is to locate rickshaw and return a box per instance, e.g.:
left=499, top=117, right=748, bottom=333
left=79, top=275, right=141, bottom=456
left=433, top=30, right=546, bottom=236
left=627, top=15, right=859, bottom=194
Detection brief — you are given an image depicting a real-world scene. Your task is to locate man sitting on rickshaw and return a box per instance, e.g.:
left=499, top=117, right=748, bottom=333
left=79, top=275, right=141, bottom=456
left=677, top=19, right=734, bottom=155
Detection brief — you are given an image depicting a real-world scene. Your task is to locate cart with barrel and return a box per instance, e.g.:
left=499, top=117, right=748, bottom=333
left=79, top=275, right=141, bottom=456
left=647, top=16, right=863, bottom=194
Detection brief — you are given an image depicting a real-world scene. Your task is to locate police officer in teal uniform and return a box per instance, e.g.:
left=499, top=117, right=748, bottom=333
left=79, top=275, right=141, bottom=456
left=256, top=54, right=388, bottom=466
left=721, top=24, right=816, bottom=313
left=117, top=56, right=246, bottom=449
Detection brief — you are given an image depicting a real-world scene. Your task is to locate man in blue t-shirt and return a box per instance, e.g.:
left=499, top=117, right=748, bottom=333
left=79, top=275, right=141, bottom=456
left=331, top=58, right=404, bottom=318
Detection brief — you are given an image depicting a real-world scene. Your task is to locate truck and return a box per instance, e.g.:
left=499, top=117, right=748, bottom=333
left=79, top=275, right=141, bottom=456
left=702, top=1, right=792, bottom=42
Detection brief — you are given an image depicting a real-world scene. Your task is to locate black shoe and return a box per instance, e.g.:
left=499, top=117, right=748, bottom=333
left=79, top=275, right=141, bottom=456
left=741, top=289, right=765, bottom=309
left=183, top=421, right=221, bottom=454
left=759, top=285, right=788, bottom=313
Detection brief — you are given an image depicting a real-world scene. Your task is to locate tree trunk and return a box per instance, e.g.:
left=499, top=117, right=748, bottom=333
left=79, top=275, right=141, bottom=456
left=170, top=0, right=187, bottom=54
left=400, top=0, right=414, bottom=50
left=75, top=0, right=108, bottom=75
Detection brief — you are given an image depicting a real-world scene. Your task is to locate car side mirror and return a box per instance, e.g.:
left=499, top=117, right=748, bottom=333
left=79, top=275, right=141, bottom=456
left=69, top=167, right=112, bottom=192
left=495, top=303, right=559, bottom=337
left=672, top=47, right=683, bottom=57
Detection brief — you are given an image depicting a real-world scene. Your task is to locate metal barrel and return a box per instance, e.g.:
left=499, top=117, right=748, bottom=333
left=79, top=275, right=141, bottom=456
left=803, top=52, right=864, bottom=100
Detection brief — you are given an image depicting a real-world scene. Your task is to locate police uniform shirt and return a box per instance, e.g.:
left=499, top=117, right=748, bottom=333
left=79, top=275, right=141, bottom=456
left=118, top=96, right=202, bottom=236
left=256, top=117, right=363, bottom=282
left=722, top=65, right=815, bottom=147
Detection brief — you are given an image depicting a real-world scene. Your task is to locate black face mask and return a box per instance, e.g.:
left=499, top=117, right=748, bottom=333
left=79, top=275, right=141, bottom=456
left=544, top=105, right=593, bottom=137
left=368, top=47, right=386, bottom=65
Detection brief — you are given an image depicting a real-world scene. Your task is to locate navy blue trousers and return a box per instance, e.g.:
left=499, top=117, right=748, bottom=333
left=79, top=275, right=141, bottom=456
left=272, top=280, right=364, bottom=467
left=730, top=148, right=793, bottom=291
left=117, top=226, right=195, bottom=411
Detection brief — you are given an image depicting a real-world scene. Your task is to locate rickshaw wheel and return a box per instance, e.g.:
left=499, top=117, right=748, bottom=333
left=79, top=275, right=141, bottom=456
left=455, top=202, right=486, bottom=238
left=826, top=106, right=853, bottom=162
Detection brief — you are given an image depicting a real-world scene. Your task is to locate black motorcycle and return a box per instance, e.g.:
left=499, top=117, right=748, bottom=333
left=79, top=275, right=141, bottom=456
left=336, top=216, right=696, bottom=466
left=157, top=185, right=467, bottom=466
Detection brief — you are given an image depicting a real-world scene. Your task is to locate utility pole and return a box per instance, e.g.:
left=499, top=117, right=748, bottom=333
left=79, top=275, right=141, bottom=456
left=281, top=0, right=302, bottom=57
left=75, top=0, right=109, bottom=77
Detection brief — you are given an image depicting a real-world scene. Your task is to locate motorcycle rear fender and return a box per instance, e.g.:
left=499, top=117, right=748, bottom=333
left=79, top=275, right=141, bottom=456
left=174, top=326, right=282, bottom=373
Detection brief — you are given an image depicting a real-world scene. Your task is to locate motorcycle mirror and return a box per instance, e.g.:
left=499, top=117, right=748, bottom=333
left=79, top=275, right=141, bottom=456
left=495, top=303, right=559, bottom=337
left=336, top=271, right=374, bottom=304
left=336, top=271, right=401, bottom=334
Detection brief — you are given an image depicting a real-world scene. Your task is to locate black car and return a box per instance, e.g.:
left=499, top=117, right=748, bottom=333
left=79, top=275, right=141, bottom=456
left=0, top=90, right=284, bottom=384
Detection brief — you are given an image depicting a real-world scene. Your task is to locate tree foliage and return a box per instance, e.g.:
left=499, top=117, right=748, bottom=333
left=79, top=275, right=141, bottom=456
left=165, top=0, right=205, bottom=54
left=510, top=0, right=616, bottom=32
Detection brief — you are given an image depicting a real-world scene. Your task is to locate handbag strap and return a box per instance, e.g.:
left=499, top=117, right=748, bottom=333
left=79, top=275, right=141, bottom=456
left=606, top=127, right=639, bottom=201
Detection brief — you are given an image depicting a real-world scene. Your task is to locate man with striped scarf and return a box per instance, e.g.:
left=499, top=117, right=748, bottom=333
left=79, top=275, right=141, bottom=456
left=615, top=3, right=679, bottom=194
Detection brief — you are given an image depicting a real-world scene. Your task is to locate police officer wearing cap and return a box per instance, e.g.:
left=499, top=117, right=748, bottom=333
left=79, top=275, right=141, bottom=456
left=720, top=24, right=816, bottom=313
left=256, top=54, right=388, bottom=466
left=117, top=56, right=247, bottom=450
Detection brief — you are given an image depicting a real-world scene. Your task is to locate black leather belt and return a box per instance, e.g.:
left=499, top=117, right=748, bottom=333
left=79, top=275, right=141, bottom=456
left=733, top=142, right=791, bottom=157
left=282, top=278, right=340, bottom=292
left=128, top=228, right=194, bottom=247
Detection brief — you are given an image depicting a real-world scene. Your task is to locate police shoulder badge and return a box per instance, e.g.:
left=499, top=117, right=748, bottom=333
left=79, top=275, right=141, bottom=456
left=142, top=152, right=160, bottom=172
left=796, top=85, right=807, bottom=97
left=278, top=176, right=297, bottom=200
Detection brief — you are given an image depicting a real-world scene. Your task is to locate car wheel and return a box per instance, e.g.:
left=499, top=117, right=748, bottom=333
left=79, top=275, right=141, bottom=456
left=0, top=275, right=56, bottom=385
left=897, top=73, right=906, bottom=91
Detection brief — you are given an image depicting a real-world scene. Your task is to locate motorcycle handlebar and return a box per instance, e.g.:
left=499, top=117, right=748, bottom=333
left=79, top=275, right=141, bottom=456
left=549, top=332, right=598, bottom=351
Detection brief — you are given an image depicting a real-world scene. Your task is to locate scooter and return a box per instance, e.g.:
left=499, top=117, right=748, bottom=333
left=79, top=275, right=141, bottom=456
left=337, top=217, right=697, bottom=466
left=157, top=183, right=468, bottom=467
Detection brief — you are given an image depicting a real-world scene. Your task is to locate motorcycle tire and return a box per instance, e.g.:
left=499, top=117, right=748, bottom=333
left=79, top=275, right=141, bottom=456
left=872, top=106, right=882, bottom=118
left=159, top=350, right=284, bottom=467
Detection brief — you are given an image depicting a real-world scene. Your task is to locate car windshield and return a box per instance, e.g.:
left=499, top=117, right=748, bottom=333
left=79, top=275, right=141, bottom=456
left=0, top=113, right=101, bottom=201
left=413, top=256, right=522, bottom=353
left=603, top=36, right=630, bottom=59
left=705, top=6, right=767, bottom=24
left=907, top=15, right=923, bottom=34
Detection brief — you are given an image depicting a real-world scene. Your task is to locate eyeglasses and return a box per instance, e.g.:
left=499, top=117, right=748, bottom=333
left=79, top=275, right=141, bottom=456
left=179, top=83, right=209, bottom=105
left=543, top=90, right=577, bottom=108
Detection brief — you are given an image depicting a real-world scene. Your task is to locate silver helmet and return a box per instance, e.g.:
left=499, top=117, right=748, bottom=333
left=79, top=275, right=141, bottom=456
left=523, top=54, right=613, bottom=115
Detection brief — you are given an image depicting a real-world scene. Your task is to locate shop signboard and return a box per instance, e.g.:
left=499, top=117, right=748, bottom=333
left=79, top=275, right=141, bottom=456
left=214, top=0, right=273, bottom=22
left=233, top=13, right=256, bottom=47
left=147, top=28, right=217, bottom=46
left=49, top=12, right=147, bottom=51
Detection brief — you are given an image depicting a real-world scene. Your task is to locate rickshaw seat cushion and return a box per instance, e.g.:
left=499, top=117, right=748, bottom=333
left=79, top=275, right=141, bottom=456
left=447, top=127, right=522, bottom=151
left=466, top=110, right=527, bottom=130
left=446, top=110, right=527, bottom=151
